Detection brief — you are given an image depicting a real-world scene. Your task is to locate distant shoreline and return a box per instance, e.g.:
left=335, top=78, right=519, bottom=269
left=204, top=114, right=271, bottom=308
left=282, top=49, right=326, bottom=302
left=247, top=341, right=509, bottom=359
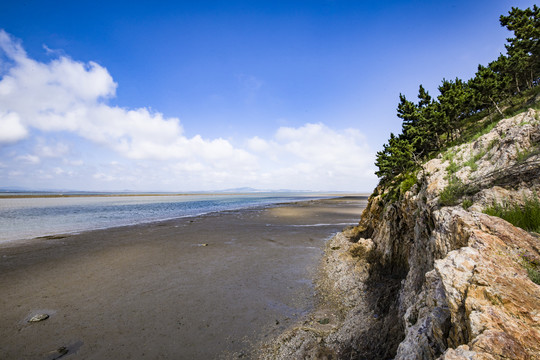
left=0, top=192, right=369, bottom=199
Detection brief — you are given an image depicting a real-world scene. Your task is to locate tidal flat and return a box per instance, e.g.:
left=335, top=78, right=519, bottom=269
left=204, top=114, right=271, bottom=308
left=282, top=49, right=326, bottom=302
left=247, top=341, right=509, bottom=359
left=0, top=197, right=366, bottom=359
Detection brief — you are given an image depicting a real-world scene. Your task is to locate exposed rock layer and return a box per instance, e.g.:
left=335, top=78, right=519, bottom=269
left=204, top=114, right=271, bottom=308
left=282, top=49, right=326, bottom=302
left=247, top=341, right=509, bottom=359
left=261, top=109, right=540, bottom=359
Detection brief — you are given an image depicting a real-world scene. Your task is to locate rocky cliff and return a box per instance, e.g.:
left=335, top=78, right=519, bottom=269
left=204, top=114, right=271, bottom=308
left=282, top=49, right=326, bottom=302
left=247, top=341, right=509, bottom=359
left=260, top=109, right=540, bottom=359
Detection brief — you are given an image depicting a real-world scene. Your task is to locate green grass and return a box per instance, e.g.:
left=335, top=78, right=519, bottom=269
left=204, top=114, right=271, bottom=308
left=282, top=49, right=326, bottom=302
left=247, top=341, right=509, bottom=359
left=519, top=252, right=540, bottom=285
left=464, top=149, right=487, bottom=172
left=487, top=139, right=499, bottom=152
left=483, top=195, right=540, bottom=232
left=516, top=146, right=539, bottom=163
left=470, top=121, right=499, bottom=142
left=453, top=87, right=540, bottom=152
left=503, top=86, right=540, bottom=118
left=483, top=191, right=540, bottom=285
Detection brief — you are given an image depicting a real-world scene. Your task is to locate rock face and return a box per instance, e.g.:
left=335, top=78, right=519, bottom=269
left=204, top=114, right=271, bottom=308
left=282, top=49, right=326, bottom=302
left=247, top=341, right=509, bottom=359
left=260, top=109, right=540, bottom=359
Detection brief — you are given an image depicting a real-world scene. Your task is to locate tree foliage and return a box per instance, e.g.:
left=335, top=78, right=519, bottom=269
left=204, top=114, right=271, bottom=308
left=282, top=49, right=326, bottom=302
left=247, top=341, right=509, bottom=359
left=375, top=5, right=540, bottom=189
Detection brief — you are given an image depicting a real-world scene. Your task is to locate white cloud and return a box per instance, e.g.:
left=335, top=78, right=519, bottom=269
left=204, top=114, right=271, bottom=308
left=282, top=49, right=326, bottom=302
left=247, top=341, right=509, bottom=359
left=36, top=140, right=69, bottom=158
left=17, top=154, right=40, bottom=164
left=247, top=136, right=269, bottom=152
left=0, top=30, right=253, bottom=166
left=53, top=167, right=71, bottom=175
left=93, top=172, right=116, bottom=181
left=0, top=30, right=377, bottom=191
left=243, top=123, right=376, bottom=190
left=0, top=111, right=27, bottom=144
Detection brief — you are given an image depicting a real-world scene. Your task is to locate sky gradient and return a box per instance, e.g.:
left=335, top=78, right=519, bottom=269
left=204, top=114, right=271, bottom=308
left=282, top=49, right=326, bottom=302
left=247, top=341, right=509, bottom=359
left=0, top=0, right=536, bottom=192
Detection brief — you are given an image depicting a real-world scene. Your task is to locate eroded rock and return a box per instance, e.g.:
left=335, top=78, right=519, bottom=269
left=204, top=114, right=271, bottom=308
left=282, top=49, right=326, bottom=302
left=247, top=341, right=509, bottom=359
left=260, top=109, right=540, bottom=360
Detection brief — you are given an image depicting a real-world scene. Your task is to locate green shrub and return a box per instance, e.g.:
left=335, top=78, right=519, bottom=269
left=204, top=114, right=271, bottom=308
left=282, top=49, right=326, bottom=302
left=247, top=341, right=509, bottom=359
left=524, top=262, right=540, bottom=285
left=439, top=176, right=465, bottom=206
left=442, top=151, right=455, bottom=162
left=464, top=158, right=478, bottom=171
left=446, top=160, right=460, bottom=175
left=483, top=194, right=540, bottom=232
left=400, top=172, right=418, bottom=194
left=462, top=199, right=473, bottom=209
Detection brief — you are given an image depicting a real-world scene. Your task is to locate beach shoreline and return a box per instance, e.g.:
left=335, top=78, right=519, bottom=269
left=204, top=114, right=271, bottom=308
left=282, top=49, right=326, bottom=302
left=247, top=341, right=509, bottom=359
left=0, top=196, right=366, bottom=359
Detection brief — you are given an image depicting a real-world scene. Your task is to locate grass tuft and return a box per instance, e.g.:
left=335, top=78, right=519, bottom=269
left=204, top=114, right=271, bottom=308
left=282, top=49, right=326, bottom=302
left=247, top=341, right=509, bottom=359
left=442, top=151, right=455, bottom=162
left=516, top=146, right=540, bottom=163
left=519, top=252, right=540, bottom=285
left=462, top=199, right=473, bottom=209
left=483, top=194, right=540, bottom=232
left=446, top=161, right=460, bottom=176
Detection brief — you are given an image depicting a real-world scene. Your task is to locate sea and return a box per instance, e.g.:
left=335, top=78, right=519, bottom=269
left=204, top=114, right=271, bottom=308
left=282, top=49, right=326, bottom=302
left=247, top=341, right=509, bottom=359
left=0, top=193, right=330, bottom=243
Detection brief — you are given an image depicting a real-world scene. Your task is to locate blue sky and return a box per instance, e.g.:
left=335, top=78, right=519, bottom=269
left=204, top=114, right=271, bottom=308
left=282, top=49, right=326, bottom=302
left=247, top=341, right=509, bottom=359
left=0, top=0, right=536, bottom=192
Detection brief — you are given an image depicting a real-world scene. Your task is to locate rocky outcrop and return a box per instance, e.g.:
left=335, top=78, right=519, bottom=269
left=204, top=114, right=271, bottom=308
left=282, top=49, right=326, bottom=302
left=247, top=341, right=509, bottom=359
left=260, top=109, right=540, bottom=359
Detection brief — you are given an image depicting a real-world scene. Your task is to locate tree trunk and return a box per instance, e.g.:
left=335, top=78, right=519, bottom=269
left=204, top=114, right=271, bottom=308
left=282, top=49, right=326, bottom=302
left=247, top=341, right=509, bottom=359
left=489, top=96, right=504, bottom=117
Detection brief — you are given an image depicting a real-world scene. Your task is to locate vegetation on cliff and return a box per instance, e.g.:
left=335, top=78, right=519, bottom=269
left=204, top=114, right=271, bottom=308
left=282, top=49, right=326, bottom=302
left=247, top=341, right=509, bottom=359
left=375, top=5, right=540, bottom=194
left=484, top=193, right=540, bottom=232
left=261, top=6, right=540, bottom=360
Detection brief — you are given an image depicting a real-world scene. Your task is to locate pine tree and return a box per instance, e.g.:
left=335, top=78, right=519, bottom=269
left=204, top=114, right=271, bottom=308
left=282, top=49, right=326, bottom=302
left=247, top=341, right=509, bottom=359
left=375, top=133, right=414, bottom=185
left=469, top=64, right=507, bottom=116
left=500, top=5, right=540, bottom=90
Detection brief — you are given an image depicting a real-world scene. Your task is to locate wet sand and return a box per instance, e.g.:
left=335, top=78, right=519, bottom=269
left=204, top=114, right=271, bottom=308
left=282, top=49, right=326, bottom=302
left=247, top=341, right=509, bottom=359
left=0, top=197, right=367, bottom=359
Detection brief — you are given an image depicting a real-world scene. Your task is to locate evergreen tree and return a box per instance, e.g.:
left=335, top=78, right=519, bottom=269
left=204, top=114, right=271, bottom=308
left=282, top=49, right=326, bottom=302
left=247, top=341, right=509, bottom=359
left=397, top=93, right=419, bottom=140
left=500, top=5, right=540, bottom=89
left=437, top=78, right=472, bottom=141
left=489, top=54, right=517, bottom=94
left=374, top=5, right=540, bottom=191
left=469, top=64, right=508, bottom=116
left=375, top=133, right=414, bottom=185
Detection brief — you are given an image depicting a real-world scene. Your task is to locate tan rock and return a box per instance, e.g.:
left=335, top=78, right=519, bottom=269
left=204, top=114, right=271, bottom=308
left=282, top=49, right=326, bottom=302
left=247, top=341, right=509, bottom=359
left=260, top=109, right=540, bottom=360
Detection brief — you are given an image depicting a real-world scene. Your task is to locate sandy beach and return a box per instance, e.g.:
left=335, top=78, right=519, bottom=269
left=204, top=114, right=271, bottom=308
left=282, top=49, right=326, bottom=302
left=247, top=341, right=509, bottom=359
left=0, top=196, right=366, bottom=359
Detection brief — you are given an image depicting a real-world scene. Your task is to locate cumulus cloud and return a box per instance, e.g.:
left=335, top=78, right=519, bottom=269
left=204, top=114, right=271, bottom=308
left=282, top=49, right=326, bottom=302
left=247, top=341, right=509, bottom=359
left=0, top=30, right=377, bottom=191
left=246, top=123, right=376, bottom=190
left=0, top=30, right=253, bottom=165
left=0, top=111, right=27, bottom=143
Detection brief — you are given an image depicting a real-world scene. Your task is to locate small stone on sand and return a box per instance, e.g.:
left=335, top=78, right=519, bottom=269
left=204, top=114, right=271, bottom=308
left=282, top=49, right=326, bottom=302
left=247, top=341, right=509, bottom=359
left=28, top=313, right=49, bottom=322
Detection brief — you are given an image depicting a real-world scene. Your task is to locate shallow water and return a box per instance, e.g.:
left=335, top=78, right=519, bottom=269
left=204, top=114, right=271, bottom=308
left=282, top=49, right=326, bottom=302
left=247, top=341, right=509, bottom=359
left=0, top=193, right=326, bottom=242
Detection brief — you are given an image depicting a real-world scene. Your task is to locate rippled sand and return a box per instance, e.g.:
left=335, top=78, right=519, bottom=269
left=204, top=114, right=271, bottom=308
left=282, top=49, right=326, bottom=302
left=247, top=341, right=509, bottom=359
left=0, top=197, right=366, bottom=359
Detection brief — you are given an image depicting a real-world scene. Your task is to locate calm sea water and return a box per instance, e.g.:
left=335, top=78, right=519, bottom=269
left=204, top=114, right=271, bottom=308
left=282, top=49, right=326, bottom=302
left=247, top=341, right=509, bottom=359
left=0, top=193, right=327, bottom=243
